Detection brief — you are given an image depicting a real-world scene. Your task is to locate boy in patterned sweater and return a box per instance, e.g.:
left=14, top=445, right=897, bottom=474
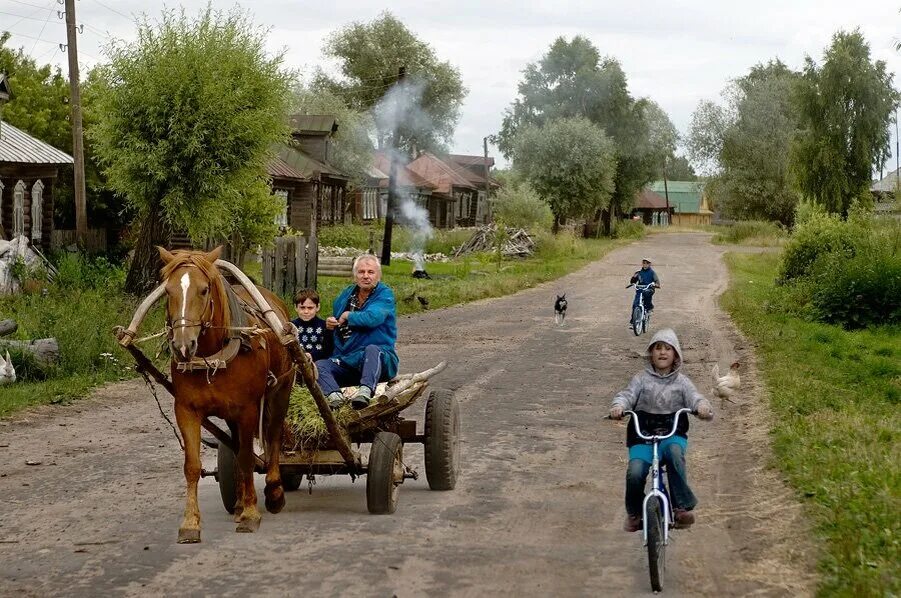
left=291, top=289, right=334, bottom=362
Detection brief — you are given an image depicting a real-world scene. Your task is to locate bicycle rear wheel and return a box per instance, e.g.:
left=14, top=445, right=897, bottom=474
left=632, top=306, right=643, bottom=336
left=646, top=496, right=666, bottom=592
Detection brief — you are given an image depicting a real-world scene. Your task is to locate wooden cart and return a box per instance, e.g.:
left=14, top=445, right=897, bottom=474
left=212, top=363, right=460, bottom=515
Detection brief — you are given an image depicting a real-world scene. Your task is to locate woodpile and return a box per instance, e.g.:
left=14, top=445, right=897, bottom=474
left=453, top=225, right=535, bottom=258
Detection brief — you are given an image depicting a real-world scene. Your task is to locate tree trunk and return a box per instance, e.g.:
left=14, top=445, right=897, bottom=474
left=125, top=201, right=170, bottom=295
left=0, top=338, right=60, bottom=366
left=0, top=319, right=17, bottom=337
left=601, top=208, right=612, bottom=236
left=552, top=215, right=562, bottom=234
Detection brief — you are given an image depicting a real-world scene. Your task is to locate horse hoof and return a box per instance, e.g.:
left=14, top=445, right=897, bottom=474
left=265, top=484, right=285, bottom=514
left=177, top=527, right=201, bottom=544
left=235, top=517, right=260, bottom=533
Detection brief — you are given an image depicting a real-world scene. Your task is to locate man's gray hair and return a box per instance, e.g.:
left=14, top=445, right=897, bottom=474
left=353, top=253, right=382, bottom=275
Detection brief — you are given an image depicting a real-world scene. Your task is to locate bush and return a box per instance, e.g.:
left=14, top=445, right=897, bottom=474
left=490, top=183, right=553, bottom=231
left=778, top=212, right=864, bottom=282
left=612, top=219, right=646, bottom=239
left=712, top=220, right=785, bottom=245
left=53, top=253, right=126, bottom=290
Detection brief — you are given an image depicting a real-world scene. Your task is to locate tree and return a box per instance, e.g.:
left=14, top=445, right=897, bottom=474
left=791, top=30, right=898, bottom=216
left=687, top=61, right=802, bottom=223
left=91, top=7, right=291, bottom=292
left=313, top=12, right=466, bottom=156
left=513, top=118, right=617, bottom=230
left=291, top=83, right=374, bottom=188
left=498, top=37, right=659, bottom=231
left=661, top=155, right=697, bottom=181
left=490, top=179, right=553, bottom=231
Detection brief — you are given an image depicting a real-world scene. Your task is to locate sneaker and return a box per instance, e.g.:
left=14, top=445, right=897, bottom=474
left=673, top=508, right=695, bottom=528
left=326, top=391, right=345, bottom=410
left=623, top=514, right=642, bottom=532
left=351, top=386, right=373, bottom=410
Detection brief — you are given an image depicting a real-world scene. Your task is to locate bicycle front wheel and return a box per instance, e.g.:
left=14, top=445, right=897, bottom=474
left=632, top=306, right=643, bottom=336
left=646, top=496, right=666, bottom=592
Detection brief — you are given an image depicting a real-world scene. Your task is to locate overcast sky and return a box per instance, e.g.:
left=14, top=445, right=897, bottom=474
left=2, top=0, right=901, bottom=173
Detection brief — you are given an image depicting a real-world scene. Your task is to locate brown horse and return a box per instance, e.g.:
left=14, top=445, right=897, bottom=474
left=157, top=246, right=294, bottom=543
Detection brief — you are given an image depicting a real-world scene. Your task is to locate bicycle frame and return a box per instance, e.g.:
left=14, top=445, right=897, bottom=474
left=625, top=408, right=693, bottom=546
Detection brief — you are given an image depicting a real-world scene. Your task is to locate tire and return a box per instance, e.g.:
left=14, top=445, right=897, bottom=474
left=283, top=473, right=302, bottom=492
left=217, top=440, right=238, bottom=515
left=367, top=432, right=403, bottom=514
left=632, top=306, right=643, bottom=336
left=646, top=496, right=666, bottom=592
left=424, top=388, right=461, bottom=490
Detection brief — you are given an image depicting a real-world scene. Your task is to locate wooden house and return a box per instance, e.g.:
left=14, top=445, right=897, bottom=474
left=648, top=181, right=712, bottom=226
left=447, top=154, right=499, bottom=225
left=632, top=188, right=673, bottom=226
left=407, top=152, right=479, bottom=227
left=0, top=75, right=74, bottom=250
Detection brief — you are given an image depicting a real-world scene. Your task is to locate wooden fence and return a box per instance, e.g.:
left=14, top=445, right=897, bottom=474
left=261, top=235, right=318, bottom=296
left=50, top=228, right=107, bottom=253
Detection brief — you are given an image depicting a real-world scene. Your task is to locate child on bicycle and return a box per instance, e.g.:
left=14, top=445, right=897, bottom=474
left=609, top=328, right=713, bottom=532
left=629, top=258, right=660, bottom=320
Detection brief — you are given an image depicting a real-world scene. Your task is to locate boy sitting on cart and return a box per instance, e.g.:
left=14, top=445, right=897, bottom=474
left=317, top=254, right=399, bottom=411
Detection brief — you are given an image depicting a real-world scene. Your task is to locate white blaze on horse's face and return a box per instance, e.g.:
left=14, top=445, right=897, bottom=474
left=166, top=266, right=210, bottom=362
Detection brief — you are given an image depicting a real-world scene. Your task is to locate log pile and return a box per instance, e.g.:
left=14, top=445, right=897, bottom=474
left=453, top=225, right=535, bottom=258
left=0, top=319, right=59, bottom=366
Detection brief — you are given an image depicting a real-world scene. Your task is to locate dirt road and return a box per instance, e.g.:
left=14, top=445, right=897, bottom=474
left=0, top=233, right=812, bottom=596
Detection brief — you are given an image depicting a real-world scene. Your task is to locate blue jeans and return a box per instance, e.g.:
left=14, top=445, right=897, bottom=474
left=315, top=345, right=386, bottom=395
left=625, top=442, right=697, bottom=517
left=632, top=289, right=654, bottom=311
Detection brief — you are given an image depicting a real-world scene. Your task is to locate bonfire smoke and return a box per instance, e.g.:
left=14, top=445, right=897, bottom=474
left=373, top=78, right=435, bottom=270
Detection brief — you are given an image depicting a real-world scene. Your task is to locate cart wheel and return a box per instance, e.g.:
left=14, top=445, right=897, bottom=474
left=424, top=388, right=461, bottom=490
left=367, top=432, right=403, bottom=514
left=283, top=473, right=302, bottom=492
left=217, top=441, right=238, bottom=515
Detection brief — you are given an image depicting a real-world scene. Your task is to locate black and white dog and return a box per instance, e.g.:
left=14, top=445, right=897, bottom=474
left=554, top=294, right=568, bottom=326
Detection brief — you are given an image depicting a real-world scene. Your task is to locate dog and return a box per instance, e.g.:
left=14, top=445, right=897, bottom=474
left=554, top=294, right=568, bottom=326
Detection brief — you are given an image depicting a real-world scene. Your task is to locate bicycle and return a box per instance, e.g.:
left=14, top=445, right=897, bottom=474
left=627, top=283, right=656, bottom=336
left=621, top=407, right=694, bottom=593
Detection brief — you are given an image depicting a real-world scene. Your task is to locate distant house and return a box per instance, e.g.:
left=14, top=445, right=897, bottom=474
left=632, top=188, right=673, bottom=226
left=353, top=152, right=440, bottom=225
left=648, top=180, right=712, bottom=226
left=0, top=74, right=74, bottom=250
left=446, top=154, right=499, bottom=225
left=272, top=114, right=350, bottom=235
left=871, top=172, right=901, bottom=219
left=407, top=152, right=479, bottom=227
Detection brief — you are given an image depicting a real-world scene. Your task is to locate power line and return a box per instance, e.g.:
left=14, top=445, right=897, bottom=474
left=29, top=1, right=54, bottom=54
left=89, top=0, right=131, bottom=22
left=0, top=8, right=61, bottom=22
left=0, top=0, right=53, bottom=30
left=1, top=28, right=59, bottom=46
left=3, top=0, right=54, bottom=11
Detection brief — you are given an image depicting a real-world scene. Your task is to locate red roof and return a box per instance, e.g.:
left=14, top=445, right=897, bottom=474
left=635, top=188, right=671, bottom=210
left=448, top=154, right=495, bottom=168
left=372, top=152, right=436, bottom=189
left=407, top=152, right=476, bottom=193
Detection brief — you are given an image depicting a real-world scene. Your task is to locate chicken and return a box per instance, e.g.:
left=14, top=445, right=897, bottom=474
left=0, top=350, right=15, bottom=385
left=712, top=361, right=740, bottom=403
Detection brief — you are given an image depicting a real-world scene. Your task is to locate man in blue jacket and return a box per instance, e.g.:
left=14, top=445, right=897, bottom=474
left=316, top=254, right=399, bottom=410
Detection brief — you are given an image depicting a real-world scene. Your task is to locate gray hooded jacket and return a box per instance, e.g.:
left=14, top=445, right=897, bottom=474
left=612, top=328, right=712, bottom=416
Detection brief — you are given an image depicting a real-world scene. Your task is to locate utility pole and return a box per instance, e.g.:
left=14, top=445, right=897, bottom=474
left=662, top=156, right=671, bottom=226
left=483, top=136, right=491, bottom=221
left=381, top=66, right=405, bottom=266
left=64, top=0, right=88, bottom=246
left=895, top=107, right=899, bottom=196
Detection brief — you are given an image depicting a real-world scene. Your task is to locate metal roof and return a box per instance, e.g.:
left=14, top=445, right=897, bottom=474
left=275, top=144, right=348, bottom=181
left=288, top=114, right=338, bottom=135
left=407, top=152, right=476, bottom=193
left=634, top=188, right=670, bottom=210
left=267, top=154, right=307, bottom=182
left=372, top=152, right=436, bottom=189
left=0, top=120, right=73, bottom=165
left=648, top=180, right=710, bottom=214
left=448, top=154, right=495, bottom=168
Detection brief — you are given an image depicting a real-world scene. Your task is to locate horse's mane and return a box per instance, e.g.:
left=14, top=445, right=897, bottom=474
left=160, top=250, right=231, bottom=327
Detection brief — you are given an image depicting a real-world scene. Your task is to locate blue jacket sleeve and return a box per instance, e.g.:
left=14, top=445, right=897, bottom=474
left=347, top=287, right=395, bottom=330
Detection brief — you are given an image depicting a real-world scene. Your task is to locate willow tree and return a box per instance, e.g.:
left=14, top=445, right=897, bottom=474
left=91, top=7, right=291, bottom=292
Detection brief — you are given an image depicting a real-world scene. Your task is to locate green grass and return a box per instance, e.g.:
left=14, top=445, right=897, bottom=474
left=712, top=220, right=787, bottom=246
left=317, top=223, right=475, bottom=255
left=721, top=252, right=900, bottom=596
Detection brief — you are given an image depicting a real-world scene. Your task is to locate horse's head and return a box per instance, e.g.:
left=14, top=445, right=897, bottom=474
left=157, top=246, right=228, bottom=362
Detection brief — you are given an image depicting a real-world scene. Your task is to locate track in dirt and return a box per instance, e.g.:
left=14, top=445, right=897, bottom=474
left=0, top=233, right=812, bottom=596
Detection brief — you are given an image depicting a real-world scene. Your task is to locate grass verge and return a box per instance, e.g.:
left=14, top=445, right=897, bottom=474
left=721, top=252, right=900, bottom=596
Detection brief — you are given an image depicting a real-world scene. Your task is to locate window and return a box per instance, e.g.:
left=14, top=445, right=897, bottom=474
left=12, top=180, right=25, bottom=238
left=362, top=187, right=380, bottom=220
left=31, top=180, right=44, bottom=241
left=273, top=189, right=289, bottom=228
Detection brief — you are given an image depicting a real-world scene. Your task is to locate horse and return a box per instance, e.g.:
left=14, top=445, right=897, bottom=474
left=157, top=246, right=295, bottom=543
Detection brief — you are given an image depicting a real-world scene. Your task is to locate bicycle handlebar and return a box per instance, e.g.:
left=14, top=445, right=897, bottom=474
left=624, top=408, right=693, bottom=441
left=626, top=283, right=658, bottom=290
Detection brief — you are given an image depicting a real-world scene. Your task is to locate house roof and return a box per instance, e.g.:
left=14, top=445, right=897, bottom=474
left=872, top=171, right=900, bottom=193
left=634, top=188, right=670, bottom=210
left=372, top=152, right=436, bottom=189
left=407, top=152, right=476, bottom=193
left=271, top=143, right=348, bottom=181
left=267, top=154, right=307, bottom=182
left=0, top=120, right=73, bottom=165
left=648, top=180, right=711, bottom=214
left=0, top=73, right=10, bottom=103
left=448, top=154, right=495, bottom=168
left=288, top=114, right=338, bottom=135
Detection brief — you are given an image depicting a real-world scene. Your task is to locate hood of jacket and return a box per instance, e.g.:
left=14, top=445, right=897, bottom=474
left=645, top=328, right=683, bottom=377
